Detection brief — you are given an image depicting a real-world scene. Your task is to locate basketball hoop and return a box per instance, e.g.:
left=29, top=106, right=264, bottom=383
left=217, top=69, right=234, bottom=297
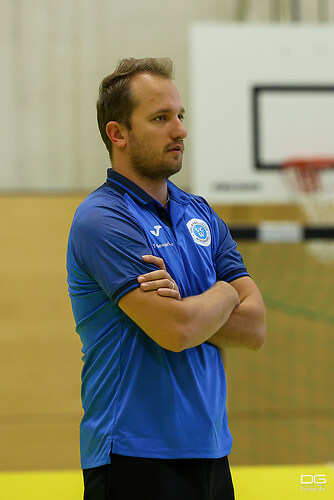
left=282, top=157, right=334, bottom=263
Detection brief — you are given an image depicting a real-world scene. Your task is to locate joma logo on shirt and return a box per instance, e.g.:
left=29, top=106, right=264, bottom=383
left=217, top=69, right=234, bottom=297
left=150, top=225, right=162, bottom=236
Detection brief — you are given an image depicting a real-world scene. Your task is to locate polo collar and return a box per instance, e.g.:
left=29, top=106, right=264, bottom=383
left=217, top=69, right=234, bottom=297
left=106, top=169, right=154, bottom=205
left=106, top=168, right=190, bottom=207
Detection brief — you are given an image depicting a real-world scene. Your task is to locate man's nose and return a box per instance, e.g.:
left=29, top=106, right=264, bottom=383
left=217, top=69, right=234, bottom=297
left=171, top=117, right=187, bottom=140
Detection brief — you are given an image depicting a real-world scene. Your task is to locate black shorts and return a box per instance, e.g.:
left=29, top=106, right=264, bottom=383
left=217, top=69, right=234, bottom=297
left=83, top=453, right=235, bottom=500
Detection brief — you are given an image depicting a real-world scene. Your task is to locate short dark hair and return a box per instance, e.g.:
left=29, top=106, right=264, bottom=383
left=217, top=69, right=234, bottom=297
left=96, top=57, right=174, bottom=161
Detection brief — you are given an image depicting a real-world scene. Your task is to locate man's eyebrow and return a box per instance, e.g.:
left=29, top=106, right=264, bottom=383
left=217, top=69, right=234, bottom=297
left=148, top=107, right=186, bottom=117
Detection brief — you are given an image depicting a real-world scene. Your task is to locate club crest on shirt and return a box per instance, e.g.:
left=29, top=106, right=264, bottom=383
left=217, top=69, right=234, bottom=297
left=186, top=219, right=211, bottom=247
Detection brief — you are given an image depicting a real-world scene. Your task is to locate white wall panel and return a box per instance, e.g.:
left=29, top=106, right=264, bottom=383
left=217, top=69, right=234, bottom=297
left=17, top=0, right=50, bottom=188
left=0, top=0, right=332, bottom=191
left=42, top=0, right=76, bottom=189
left=300, top=0, right=319, bottom=21
left=0, top=0, right=17, bottom=188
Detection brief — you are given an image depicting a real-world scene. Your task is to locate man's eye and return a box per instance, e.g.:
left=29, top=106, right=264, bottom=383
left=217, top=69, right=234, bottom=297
left=178, top=114, right=185, bottom=122
left=154, top=115, right=166, bottom=122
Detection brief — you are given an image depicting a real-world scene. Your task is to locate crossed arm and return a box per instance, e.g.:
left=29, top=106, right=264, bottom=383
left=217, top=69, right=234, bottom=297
left=118, top=255, right=266, bottom=352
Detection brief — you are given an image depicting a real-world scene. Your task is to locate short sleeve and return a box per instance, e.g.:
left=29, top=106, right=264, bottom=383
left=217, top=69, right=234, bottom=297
left=213, top=212, right=249, bottom=283
left=68, top=205, right=158, bottom=304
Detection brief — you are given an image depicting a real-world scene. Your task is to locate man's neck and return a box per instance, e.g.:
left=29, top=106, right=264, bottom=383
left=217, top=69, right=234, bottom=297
left=112, top=165, right=169, bottom=207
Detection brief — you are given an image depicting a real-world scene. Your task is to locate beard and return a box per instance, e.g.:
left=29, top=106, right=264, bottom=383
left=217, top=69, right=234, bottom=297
left=127, top=131, right=183, bottom=182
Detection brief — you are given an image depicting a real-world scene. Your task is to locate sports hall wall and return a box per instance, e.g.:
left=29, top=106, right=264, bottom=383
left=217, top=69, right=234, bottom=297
left=1, top=0, right=333, bottom=473
left=1, top=196, right=333, bottom=471
left=3, top=0, right=334, bottom=193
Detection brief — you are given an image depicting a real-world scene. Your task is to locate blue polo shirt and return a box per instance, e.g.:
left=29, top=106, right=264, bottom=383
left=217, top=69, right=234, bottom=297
left=67, top=168, right=249, bottom=469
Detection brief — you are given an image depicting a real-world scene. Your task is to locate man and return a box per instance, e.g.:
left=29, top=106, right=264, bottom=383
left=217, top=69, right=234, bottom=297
left=67, top=57, right=266, bottom=500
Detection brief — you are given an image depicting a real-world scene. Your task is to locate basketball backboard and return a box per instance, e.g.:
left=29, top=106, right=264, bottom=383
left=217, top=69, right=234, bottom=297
left=189, top=24, right=334, bottom=204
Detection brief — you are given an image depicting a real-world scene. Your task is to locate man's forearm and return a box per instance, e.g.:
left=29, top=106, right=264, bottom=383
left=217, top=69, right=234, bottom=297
left=119, top=279, right=240, bottom=352
left=131, top=256, right=265, bottom=352
left=206, top=278, right=266, bottom=350
left=179, top=280, right=240, bottom=350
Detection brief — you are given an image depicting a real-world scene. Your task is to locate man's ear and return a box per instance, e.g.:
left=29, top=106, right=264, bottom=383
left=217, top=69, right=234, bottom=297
left=106, top=121, right=127, bottom=149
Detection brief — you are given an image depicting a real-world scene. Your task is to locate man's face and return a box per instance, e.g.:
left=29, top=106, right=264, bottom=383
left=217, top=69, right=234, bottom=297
left=125, top=73, right=187, bottom=182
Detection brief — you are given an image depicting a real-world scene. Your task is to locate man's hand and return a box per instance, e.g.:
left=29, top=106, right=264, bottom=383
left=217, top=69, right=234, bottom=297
left=136, top=255, right=266, bottom=351
left=119, top=255, right=239, bottom=351
left=138, top=255, right=181, bottom=300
